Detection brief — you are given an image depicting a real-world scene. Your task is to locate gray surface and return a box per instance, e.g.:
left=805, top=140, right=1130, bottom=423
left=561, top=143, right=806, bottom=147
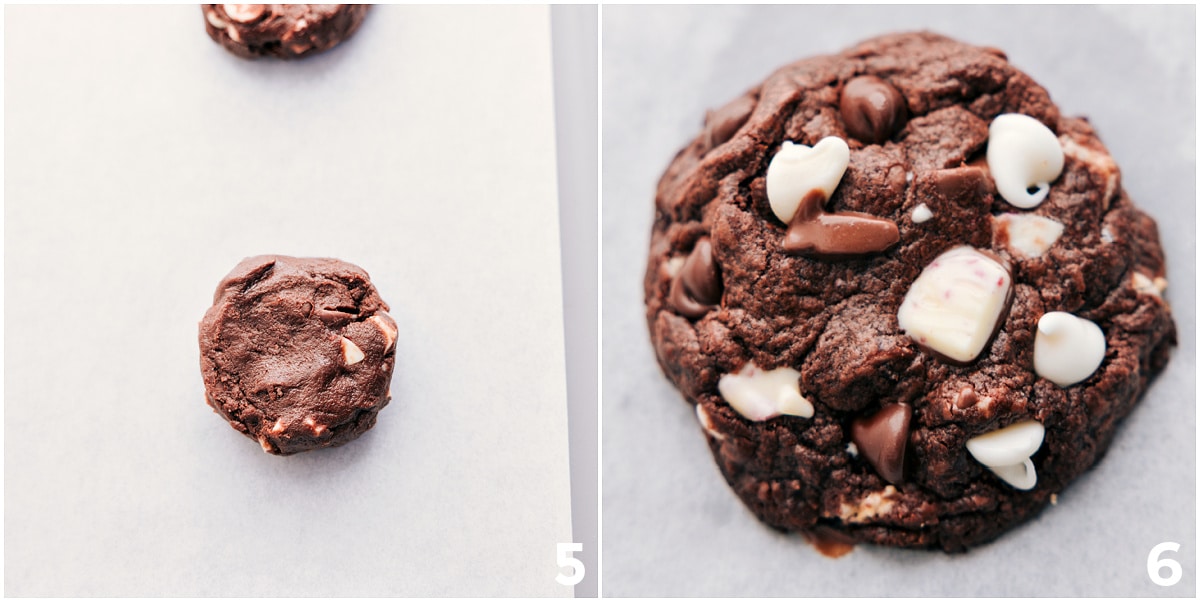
left=553, top=5, right=600, bottom=598
left=5, top=5, right=573, bottom=597
left=602, top=5, right=1196, bottom=597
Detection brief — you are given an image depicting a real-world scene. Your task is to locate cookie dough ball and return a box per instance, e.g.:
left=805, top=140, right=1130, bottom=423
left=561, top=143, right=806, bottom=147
left=199, top=255, right=398, bottom=455
left=645, top=32, right=1176, bottom=551
left=202, top=4, right=369, bottom=60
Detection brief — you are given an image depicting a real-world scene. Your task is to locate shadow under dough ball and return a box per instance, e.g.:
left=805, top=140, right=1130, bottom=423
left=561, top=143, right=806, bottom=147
left=202, top=4, right=369, bottom=59
left=199, top=255, right=398, bottom=455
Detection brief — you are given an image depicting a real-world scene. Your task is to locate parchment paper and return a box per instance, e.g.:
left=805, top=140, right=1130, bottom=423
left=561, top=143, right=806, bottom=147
left=602, top=5, right=1196, bottom=597
left=5, top=5, right=573, bottom=597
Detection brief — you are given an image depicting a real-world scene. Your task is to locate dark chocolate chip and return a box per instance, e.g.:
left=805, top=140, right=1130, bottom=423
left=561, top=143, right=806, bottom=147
left=850, top=403, right=912, bottom=484
left=668, top=237, right=722, bottom=319
left=839, top=75, right=908, bottom=144
left=783, top=191, right=900, bottom=256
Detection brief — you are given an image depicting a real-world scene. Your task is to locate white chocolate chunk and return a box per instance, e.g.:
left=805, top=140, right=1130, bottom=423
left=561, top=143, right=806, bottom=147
left=270, top=419, right=285, bottom=434
left=897, top=246, right=1011, bottom=363
left=695, top=404, right=726, bottom=440
left=995, top=213, right=1064, bottom=258
left=765, top=137, right=850, bottom=223
left=846, top=442, right=859, bottom=457
left=838, top=486, right=897, bottom=523
left=966, top=420, right=1045, bottom=491
left=368, top=313, right=398, bottom=351
left=663, top=256, right=685, bottom=278
left=222, top=4, right=264, bottom=23
left=717, top=362, right=813, bottom=421
left=1034, top=312, right=1106, bottom=387
left=986, top=114, right=1064, bottom=209
left=911, top=203, right=933, bottom=223
left=258, top=436, right=273, bottom=453
left=205, top=11, right=228, bottom=28
left=1101, top=227, right=1114, bottom=244
left=304, top=416, right=327, bottom=436
left=340, top=337, right=365, bottom=366
left=1131, top=272, right=1167, bottom=297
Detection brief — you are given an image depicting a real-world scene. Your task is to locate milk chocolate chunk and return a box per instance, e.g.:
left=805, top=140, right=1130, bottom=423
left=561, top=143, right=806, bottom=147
left=783, top=191, right=900, bottom=256
left=850, top=403, right=912, bottom=484
left=839, top=75, right=908, bottom=144
left=668, top=237, right=723, bottom=318
left=931, top=166, right=990, bottom=205
left=199, top=255, right=397, bottom=455
left=955, top=386, right=979, bottom=409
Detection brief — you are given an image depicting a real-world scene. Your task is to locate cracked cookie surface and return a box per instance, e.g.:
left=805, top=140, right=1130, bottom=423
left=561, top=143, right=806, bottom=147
left=199, top=255, right=397, bottom=455
left=644, top=32, right=1175, bottom=551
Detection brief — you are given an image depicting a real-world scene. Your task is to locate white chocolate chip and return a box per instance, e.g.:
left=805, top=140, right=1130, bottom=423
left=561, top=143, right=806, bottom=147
left=986, top=114, right=1064, bottom=209
left=765, top=137, right=850, bottom=223
left=1034, top=312, right=1106, bottom=387
left=341, top=337, right=365, bottom=366
left=663, top=256, right=685, bottom=278
left=717, top=361, right=813, bottom=421
left=838, top=486, right=897, bottom=523
left=966, top=420, right=1044, bottom=490
left=368, top=313, right=398, bottom=352
left=258, top=436, right=273, bottom=453
left=911, top=203, right=933, bottom=223
left=897, top=246, right=1012, bottom=363
left=846, top=442, right=859, bottom=457
left=1101, top=227, right=1114, bottom=244
left=905, top=171, right=914, bottom=183
left=1061, top=136, right=1119, bottom=209
left=695, top=404, right=726, bottom=440
left=994, top=213, right=1064, bottom=258
left=991, top=459, right=1037, bottom=490
left=270, top=419, right=285, bottom=434
left=1050, top=493, right=1058, bottom=505
left=226, top=26, right=241, bottom=42
left=1132, top=272, right=1168, bottom=297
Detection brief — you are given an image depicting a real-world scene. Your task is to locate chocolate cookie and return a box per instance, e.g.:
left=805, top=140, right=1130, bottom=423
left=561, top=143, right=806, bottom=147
left=644, top=32, right=1176, bottom=552
left=202, top=4, right=368, bottom=60
left=199, top=255, right=398, bottom=455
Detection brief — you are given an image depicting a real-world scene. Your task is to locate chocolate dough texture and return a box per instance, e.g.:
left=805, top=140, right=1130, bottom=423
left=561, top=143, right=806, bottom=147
left=202, top=4, right=368, bottom=60
left=644, top=32, right=1176, bottom=552
left=200, top=256, right=397, bottom=456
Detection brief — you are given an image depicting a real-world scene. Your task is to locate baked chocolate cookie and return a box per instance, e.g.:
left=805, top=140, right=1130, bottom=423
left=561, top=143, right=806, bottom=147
left=200, top=255, right=397, bottom=455
left=202, top=4, right=368, bottom=60
left=645, top=32, right=1175, bottom=552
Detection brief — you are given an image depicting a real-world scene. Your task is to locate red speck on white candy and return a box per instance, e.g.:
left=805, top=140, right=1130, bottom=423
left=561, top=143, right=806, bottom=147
left=997, top=277, right=1004, bottom=287
left=974, top=269, right=985, bottom=278
left=943, top=290, right=951, bottom=299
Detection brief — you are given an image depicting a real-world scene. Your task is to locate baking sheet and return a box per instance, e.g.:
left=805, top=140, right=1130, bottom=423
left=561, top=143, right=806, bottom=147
left=601, top=5, right=1196, bottom=597
left=5, top=5, right=573, bottom=597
